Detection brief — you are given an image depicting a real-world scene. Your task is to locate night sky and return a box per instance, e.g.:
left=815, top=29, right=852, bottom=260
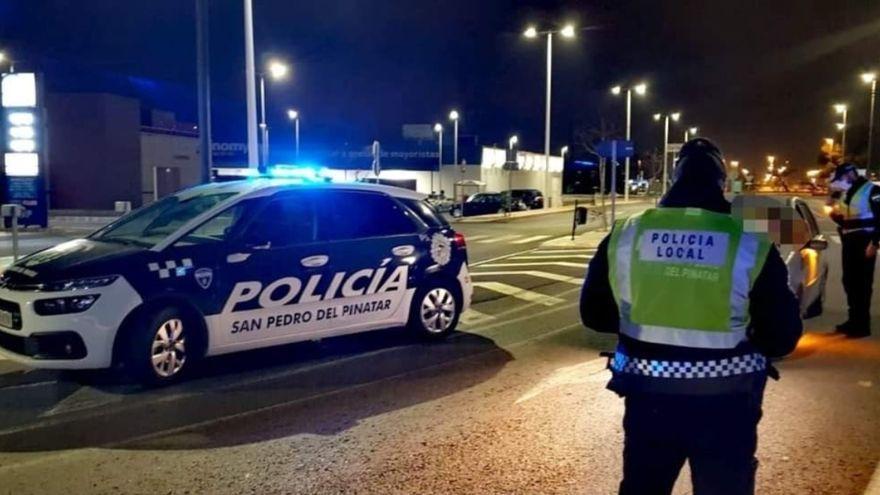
left=2, top=0, right=880, bottom=172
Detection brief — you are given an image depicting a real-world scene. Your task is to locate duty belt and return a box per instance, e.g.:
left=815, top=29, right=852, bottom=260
left=609, top=351, right=767, bottom=379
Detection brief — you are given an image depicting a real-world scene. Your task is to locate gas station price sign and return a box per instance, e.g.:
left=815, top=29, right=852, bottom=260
left=1, top=72, right=47, bottom=227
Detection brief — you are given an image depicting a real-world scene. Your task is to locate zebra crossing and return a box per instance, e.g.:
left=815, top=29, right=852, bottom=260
left=466, top=234, right=554, bottom=245
left=461, top=246, right=595, bottom=328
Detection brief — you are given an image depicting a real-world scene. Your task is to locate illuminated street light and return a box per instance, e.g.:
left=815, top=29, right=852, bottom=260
left=287, top=109, right=300, bottom=159
left=257, top=60, right=292, bottom=169
left=684, top=126, right=698, bottom=141
left=523, top=23, right=578, bottom=208
left=509, top=135, right=519, bottom=149
left=611, top=82, right=648, bottom=200
left=268, top=61, right=289, bottom=80
left=449, top=110, right=460, bottom=166
left=863, top=72, right=878, bottom=170
left=561, top=145, right=569, bottom=157
left=730, top=160, right=740, bottom=168
left=654, top=111, right=682, bottom=194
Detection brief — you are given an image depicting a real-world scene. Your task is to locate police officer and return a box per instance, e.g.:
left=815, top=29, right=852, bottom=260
left=580, top=138, right=802, bottom=495
left=828, top=163, right=880, bottom=338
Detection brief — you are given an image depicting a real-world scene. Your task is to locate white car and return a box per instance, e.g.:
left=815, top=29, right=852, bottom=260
left=779, top=197, right=830, bottom=318
left=0, top=177, right=473, bottom=385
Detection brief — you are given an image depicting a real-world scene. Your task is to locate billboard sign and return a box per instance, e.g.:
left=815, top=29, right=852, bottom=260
left=1, top=72, right=47, bottom=227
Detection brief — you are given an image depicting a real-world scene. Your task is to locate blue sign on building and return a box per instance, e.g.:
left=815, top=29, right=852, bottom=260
left=596, top=139, right=635, bottom=159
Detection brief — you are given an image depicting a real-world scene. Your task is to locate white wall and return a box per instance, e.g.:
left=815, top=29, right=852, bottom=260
left=140, top=131, right=200, bottom=204
left=480, top=146, right=563, bottom=206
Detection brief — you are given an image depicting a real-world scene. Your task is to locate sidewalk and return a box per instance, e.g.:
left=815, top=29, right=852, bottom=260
left=453, top=198, right=652, bottom=224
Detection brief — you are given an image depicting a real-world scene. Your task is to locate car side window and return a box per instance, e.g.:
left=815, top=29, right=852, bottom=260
left=239, top=193, right=318, bottom=248
left=173, top=199, right=260, bottom=247
left=796, top=202, right=819, bottom=236
left=317, top=190, right=419, bottom=241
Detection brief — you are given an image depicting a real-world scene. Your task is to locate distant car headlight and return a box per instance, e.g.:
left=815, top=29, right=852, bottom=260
left=34, top=294, right=101, bottom=315
left=39, top=275, right=119, bottom=292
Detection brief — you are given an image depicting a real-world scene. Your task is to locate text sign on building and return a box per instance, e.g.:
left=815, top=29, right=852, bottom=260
left=1, top=72, right=47, bottom=227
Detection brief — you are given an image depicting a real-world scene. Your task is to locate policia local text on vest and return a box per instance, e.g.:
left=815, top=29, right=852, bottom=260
left=580, top=138, right=802, bottom=495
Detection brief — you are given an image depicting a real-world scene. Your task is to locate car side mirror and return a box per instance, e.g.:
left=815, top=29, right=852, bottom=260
left=805, top=235, right=828, bottom=251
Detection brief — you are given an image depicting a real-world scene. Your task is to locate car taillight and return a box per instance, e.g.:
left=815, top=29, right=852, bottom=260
left=453, top=232, right=466, bottom=248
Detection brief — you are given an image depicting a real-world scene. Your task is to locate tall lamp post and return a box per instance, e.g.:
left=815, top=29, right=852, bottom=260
left=433, top=123, right=443, bottom=194
left=258, top=60, right=289, bottom=170
left=287, top=109, right=300, bottom=160
left=862, top=72, right=877, bottom=172
left=834, top=103, right=848, bottom=158
left=611, top=82, right=647, bottom=202
left=243, top=0, right=258, bottom=168
left=684, top=126, right=698, bottom=142
left=448, top=110, right=460, bottom=168
left=524, top=23, right=576, bottom=208
left=653, top=112, right=681, bottom=194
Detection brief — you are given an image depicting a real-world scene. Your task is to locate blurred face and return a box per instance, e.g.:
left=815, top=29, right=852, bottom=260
left=830, top=170, right=857, bottom=192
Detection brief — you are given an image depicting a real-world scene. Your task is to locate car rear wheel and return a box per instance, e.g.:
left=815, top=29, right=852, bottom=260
left=124, top=306, right=194, bottom=386
left=409, top=280, right=461, bottom=339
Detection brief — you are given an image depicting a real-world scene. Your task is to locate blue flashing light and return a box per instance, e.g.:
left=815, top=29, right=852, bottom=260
left=268, top=164, right=330, bottom=181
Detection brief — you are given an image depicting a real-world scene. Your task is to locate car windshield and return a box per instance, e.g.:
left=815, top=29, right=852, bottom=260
left=91, top=192, right=237, bottom=248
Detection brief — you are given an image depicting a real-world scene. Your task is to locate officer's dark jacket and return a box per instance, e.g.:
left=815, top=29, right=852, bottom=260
left=830, top=177, right=880, bottom=243
left=580, top=179, right=803, bottom=395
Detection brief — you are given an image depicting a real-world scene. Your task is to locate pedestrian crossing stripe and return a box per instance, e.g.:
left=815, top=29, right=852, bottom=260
left=459, top=309, right=496, bottom=327
left=470, top=270, right=583, bottom=285
left=475, top=234, right=521, bottom=244
left=510, top=235, right=551, bottom=244
left=472, top=281, right=564, bottom=306
left=477, top=261, right=588, bottom=269
left=509, top=254, right=592, bottom=260
left=829, top=235, right=841, bottom=244
left=531, top=249, right=597, bottom=254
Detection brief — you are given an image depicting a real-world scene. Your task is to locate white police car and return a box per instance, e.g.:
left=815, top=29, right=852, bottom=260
left=0, top=178, right=473, bottom=384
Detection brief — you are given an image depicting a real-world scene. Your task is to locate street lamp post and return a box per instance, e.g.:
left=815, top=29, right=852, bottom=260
left=257, top=61, right=289, bottom=170
left=863, top=72, right=877, bottom=172
left=525, top=23, right=576, bottom=208
left=287, top=109, right=300, bottom=160
left=611, top=82, right=647, bottom=202
left=449, top=110, right=459, bottom=167
left=834, top=103, right=848, bottom=158
left=434, top=123, right=443, bottom=194
left=654, top=112, right=680, bottom=195
left=243, top=0, right=258, bottom=168
left=684, top=126, right=698, bottom=142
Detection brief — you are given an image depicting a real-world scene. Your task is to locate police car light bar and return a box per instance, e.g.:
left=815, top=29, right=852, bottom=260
left=211, top=165, right=332, bottom=182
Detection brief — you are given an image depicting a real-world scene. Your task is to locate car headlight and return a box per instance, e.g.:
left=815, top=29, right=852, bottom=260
left=39, top=275, right=119, bottom=292
left=34, top=294, right=101, bottom=315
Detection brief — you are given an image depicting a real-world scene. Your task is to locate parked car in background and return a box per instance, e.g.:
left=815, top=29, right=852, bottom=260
left=452, top=192, right=525, bottom=217
left=426, top=192, right=454, bottom=213
left=507, top=189, right=544, bottom=209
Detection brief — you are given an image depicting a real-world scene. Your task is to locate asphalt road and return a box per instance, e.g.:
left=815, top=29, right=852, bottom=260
left=0, top=199, right=878, bottom=494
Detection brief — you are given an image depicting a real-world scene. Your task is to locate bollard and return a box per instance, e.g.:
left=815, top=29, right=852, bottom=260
left=1, top=204, right=25, bottom=262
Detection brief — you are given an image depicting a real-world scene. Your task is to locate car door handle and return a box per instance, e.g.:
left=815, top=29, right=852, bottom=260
left=301, top=255, right=329, bottom=268
left=392, top=245, right=415, bottom=256
left=227, top=252, right=251, bottom=264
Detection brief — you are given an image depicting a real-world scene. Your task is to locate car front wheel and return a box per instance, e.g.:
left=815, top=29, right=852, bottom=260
left=124, top=306, right=195, bottom=386
left=408, top=281, right=461, bottom=339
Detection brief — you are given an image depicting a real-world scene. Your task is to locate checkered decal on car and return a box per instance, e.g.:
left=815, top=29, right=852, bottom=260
left=610, top=352, right=767, bottom=379
left=148, top=258, right=193, bottom=279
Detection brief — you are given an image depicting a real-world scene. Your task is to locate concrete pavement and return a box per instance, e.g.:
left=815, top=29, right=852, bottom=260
left=0, top=198, right=877, bottom=494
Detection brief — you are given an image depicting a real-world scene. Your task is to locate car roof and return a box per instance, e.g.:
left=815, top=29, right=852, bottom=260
left=176, top=178, right=427, bottom=202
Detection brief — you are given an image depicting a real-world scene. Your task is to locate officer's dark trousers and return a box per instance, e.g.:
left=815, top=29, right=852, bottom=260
left=619, top=393, right=762, bottom=495
left=841, top=231, right=876, bottom=331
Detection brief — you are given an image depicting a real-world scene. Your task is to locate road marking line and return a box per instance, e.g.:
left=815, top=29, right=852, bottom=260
left=829, top=235, right=841, bottom=244
left=463, top=234, right=490, bottom=241
left=472, top=281, right=563, bottom=306
left=510, top=235, right=551, bottom=244
left=459, top=309, right=496, bottom=327
left=475, top=234, right=521, bottom=244
left=477, top=261, right=587, bottom=269
left=509, top=254, right=592, bottom=260
left=532, top=249, right=596, bottom=254
left=471, top=270, right=582, bottom=285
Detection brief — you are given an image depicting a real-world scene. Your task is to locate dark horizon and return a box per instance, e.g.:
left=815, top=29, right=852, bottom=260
left=3, top=0, right=880, bottom=172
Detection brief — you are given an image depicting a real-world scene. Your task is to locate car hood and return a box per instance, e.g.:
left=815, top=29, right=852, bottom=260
left=1, top=238, right=145, bottom=285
